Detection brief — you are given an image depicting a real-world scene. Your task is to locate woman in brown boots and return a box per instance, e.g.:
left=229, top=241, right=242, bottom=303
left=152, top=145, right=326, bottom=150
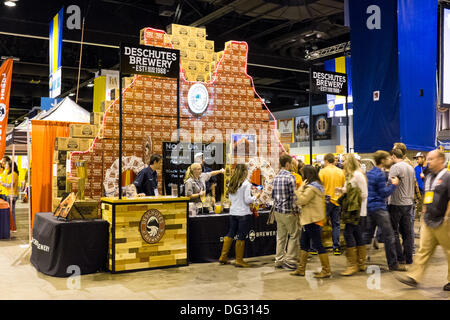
left=218, top=164, right=260, bottom=267
left=291, top=165, right=331, bottom=278
left=338, top=154, right=368, bottom=276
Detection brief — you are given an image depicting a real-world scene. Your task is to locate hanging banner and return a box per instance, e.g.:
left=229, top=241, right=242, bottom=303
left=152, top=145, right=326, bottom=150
left=0, top=58, right=14, bottom=159
left=349, top=0, right=400, bottom=152
left=313, top=113, right=332, bottom=141
left=120, top=43, right=180, bottom=78
left=311, top=69, right=348, bottom=96
left=294, top=116, right=310, bottom=142
left=325, top=56, right=353, bottom=118
left=49, top=7, right=63, bottom=98
left=278, top=119, right=294, bottom=144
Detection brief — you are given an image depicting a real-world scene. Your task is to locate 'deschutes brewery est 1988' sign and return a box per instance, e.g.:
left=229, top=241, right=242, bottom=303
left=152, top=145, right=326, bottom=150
left=311, top=69, right=348, bottom=96
left=120, top=43, right=179, bottom=78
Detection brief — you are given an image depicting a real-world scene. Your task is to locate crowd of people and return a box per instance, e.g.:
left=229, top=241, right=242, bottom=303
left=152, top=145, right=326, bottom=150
left=218, top=143, right=450, bottom=292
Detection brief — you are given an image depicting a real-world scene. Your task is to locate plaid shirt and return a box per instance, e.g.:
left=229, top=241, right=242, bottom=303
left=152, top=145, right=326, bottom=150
left=272, top=169, right=297, bottom=214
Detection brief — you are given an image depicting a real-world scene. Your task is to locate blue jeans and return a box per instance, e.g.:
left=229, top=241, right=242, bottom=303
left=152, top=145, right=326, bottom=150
left=326, top=202, right=341, bottom=249
left=226, top=214, right=252, bottom=240
left=388, top=204, right=414, bottom=264
left=363, top=209, right=399, bottom=269
left=300, top=223, right=326, bottom=254
left=344, top=223, right=363, bottom=248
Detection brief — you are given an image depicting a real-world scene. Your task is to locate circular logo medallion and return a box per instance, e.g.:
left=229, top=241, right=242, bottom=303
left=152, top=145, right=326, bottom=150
left=315, top=116, right=329, bottom=135
left=187, top=83, right=209, bottom=115
left=248, top=230, right=256, bottom=242
left=0, top=103, right=6, bottom=122
left=139, top=209, right=165, bottom=244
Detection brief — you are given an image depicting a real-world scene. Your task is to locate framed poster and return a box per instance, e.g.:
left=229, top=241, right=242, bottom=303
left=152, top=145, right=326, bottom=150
left=313, top=114, right=332, bottom=141
left=231, top=133, right=257, bottom=157
left=294, top=116, right=310, bottom=142
left=278, top=118, right=294, bottom=144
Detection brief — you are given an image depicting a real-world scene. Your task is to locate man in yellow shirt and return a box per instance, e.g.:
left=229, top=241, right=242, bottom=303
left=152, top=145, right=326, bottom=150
left=319, top=153, right=345, bottom=255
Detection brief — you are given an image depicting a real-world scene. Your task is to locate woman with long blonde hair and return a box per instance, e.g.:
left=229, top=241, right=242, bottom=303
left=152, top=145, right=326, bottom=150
left=339, top=153, right=368, bottom=276
left=184, top=163, right=223, bottom=202
left=218, top=164, right=260, bottom=267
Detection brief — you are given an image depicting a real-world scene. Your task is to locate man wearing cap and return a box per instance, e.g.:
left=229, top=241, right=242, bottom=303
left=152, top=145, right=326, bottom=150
left=414, top=152, right=429, bottom=196
left=194, top=152, right=217, bottom=203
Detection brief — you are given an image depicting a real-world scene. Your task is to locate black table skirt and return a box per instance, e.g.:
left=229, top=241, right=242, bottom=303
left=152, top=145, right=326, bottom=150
left=30, top=212, right=109, bottom=277
left=188, top=210, right=276, bottom=263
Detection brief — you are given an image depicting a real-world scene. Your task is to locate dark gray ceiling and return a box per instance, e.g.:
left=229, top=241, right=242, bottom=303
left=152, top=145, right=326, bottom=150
left=0, top=0, right=348, bottom=124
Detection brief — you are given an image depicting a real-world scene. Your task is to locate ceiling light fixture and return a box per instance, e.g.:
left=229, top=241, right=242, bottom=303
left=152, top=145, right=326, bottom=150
left=4, top=1, right=17, bottom=7
left=87, top=82, right=94, bottom=87
left=69, top=92, right=75, bottom=97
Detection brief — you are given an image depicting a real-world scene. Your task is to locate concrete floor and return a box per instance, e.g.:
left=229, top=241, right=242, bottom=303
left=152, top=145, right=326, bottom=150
left=0, top=202, right=449, bottom=300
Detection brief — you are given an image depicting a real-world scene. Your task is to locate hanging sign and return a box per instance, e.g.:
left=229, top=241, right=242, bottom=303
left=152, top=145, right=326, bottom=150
left=0, top=58, right=13, bottom=159
left=49, top=7, right=63, bottom=98
left=311, top=69, right=348, bottom=96
left=120, top=43, right=179, bottom=78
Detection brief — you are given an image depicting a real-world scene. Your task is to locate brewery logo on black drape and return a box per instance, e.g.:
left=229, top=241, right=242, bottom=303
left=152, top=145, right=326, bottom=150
left=121, top=43, right=179, bottom=78
left=140, top=209, right=166, bottom=244
left=311, top=69, right=348, bottom=96
left=313, top=114, right=332, bottom=141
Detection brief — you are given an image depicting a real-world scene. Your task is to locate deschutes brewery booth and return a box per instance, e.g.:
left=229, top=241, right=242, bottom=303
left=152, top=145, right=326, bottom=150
left=45, top=24, right=281, bottom=274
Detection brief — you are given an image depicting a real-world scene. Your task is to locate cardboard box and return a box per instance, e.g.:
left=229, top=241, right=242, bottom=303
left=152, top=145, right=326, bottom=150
left=187, top=38, right=197, bottom=50
left=90, top=112, right=104, bottom=126
left=79, top=139, right=93, bottom=151
left=204, top=40, right=214, bottom=51
left=194, top=50, right=207, bottom=61
left=55, top=137, right=82, bottom=151
left=69, top=124, right=99, bottom=138
left=122, top=77, right=134, bottom=88
left=101, top=100, right=114, bottom=112
left=167, top=24, right=190, bottom=37
left=192, top=27, right=206, bottom=39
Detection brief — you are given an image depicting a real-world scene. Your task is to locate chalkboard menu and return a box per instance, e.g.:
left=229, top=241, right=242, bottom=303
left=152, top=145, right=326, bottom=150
left=162, top=142, right=224, bottom=198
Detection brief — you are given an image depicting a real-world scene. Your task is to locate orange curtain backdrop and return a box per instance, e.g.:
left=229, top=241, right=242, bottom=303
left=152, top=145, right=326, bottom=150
left=31, top=120, right=71, bottom=227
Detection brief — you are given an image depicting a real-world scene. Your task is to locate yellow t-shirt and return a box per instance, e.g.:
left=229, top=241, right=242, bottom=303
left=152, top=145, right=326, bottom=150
left=318, top=165, right=345, bottom=206
left=4, top=172, right=18, bottom=196
left=0, top=170, right=7, bottom=195
left=291, top=172, right=303, bottom=189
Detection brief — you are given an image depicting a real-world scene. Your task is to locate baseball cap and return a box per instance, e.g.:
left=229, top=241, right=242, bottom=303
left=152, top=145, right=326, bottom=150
left=414, top=152, right=425, bottom=158
left=194, top=152, right=203, bottom=160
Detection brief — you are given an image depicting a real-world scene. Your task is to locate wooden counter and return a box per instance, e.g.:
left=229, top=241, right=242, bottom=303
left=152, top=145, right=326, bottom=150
left=101, top=196, right=189, bottom=273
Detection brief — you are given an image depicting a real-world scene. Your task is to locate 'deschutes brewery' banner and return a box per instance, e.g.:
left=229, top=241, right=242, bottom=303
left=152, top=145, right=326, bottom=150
left=311, top=69, right=348, bottom=96
left=0, top=58, right=13, bottom=159
left=120, top=43, right=179, bottom=78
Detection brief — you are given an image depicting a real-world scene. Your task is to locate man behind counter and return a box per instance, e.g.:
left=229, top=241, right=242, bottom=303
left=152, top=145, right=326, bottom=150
left=133, top=154, right=162, bottom=196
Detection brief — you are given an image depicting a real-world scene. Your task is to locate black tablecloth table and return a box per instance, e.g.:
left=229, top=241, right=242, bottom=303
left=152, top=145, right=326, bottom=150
left=0, top=207, right=10, bottom=239
left=30, top=212, right=109, bottom=277
left=188, top=210, right=276, bottom=263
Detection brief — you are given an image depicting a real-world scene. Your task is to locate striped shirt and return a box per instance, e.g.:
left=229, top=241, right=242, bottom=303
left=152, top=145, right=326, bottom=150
left=272, top=169, right=297, bottom=214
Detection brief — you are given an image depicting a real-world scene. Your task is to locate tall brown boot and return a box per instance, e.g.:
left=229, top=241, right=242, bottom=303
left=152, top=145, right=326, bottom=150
left=290, top=250, right=309, bottom=276
left=314, top=253, right=331, bottom=278
left=356, top=245, right=367, bottom=271
left=340, top=247, right=359, bottom=276
left=219, top=236, right=233, bottom=265
left=235, top=240, right=251, bottom=268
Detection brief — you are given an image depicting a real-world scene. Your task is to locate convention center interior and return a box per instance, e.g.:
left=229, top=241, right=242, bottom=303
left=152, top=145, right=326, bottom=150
left=0, top=0, right=450, bottom=304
